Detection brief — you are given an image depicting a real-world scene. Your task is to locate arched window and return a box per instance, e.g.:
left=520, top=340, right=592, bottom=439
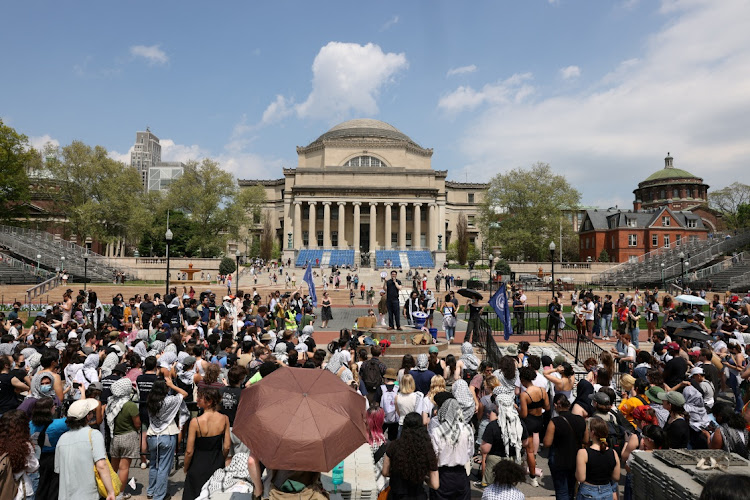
left=343, top=156, right=386, bottom=167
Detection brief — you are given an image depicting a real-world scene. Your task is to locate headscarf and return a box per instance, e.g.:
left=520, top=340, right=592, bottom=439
left=164, top=343, right=177, bottom=354
left=133, top=341, right=149, bottom=361
left=452, top=379, right=476, bottom=423
left=433, top=398, right=470, bottom=445
left=340, top=367, right=354, bottom=384
left=415, top=354, right=429, bottom=371
left=75, top=353, right=100, bottom=388
left=326, top=350, right=351, bottom=375
left=493, top=386, right=523, bottom=462
left=572, top=379, right=595, bottom=416
left=0, top=343, right=14, bottom=356
left=105, top=378, right=134, bottom=434
left=21, top=347, right=37, bottom=360
left=158, top=351, right=177, bottom=370
left=136, top=329, right=149, bottom=342
left=27, top=352, right=42, bottom=375
left=151, top=340, right=166, bottom=353
left=176, top=352, right=196, bottom=386
left=274, top=342, right=289, bottom=365
left=30, top=371, right=55, bottom=399
left=460, top=342, right=480, bottom=371
left=101, top=352, right=120, bottom=378
left=683, top=385, right=710, bottom=432
left=203, top=452, right=253, bottom=496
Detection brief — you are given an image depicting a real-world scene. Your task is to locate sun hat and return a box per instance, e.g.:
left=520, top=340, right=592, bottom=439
left=384, top=368, right=398, bottom=381
left=645, top=385, right=665, bottom=402
left=657, top=390, right=686, bottom=406
left=505, top=345, right=518, bottom=356
left=553, top=355, right=566, bottom=367
left=68, top=399, right=99, bottom=420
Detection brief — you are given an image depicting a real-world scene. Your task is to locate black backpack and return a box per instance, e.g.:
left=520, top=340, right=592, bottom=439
left=604, top=411, right=629, bottom=455
left=360, top=360, right=383, bottom=392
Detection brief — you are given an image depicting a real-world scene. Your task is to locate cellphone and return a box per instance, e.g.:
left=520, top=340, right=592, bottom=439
left=73, top=382, right=80, bottom=389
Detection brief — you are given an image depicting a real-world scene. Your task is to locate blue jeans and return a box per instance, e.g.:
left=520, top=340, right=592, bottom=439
left=601, top=315, right=612, bottom=337
left=551, top=468, right=576, bottom=500
left=148, top=434, right=177, bottom=500
left=445, top=325, right=455, bottom=341
left=577, top=482, right=613, bottom=500
left=630, top=327, right=640, bottom=349
left=728, top=374, right=743, bottom=413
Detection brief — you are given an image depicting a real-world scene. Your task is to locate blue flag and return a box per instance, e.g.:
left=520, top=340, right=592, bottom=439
left=490, top=282, right=513, bottom=340
left=304, top=264, right=317, bottom=307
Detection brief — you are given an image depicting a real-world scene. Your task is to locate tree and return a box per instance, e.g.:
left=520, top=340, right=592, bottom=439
left=219, top=256, right=236, bottom=276
left=137, top=210, right=200, bottom=257
left=259, top=214, right=275, bottom=261
left=456, top=213, right=469, bottom=265
left=165, top=159, right=246, bottom=257
left=0, top=120, right=32, bottom=221
left=494, top=259, right=511, bottom=275
left=45, top=140, right=145, bottom=251
left=480, top=162, right=581, bottom=261
left=599, top=249, right=610, bottom=262
left=710, top=182, right=750, bottom=230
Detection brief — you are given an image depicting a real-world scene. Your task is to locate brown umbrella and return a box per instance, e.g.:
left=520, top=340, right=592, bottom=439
left=232, top=367, right=368, bottom=472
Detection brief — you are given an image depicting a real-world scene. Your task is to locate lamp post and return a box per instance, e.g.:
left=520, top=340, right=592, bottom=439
left=245, top=237, right=249, bottom=256
left=83, top=253, right=89, bottom=291
left=549, top=241, right=556, bottom=300
left=660, top=262, right=665, bottom=290
left=36, top=254, right=41, bottom=270
left=235, top=250, right=241, bottom=296
left=288, top=232, right=293, bottom=250
left=488, top=253, right=494, bottom=294
left=165, top=227, right=173, bottom=296
left=60, top=256, right=65, bottom=272
left=679, top=251, right=685, bottom=289
left=438, top=234, right=443, bottom=251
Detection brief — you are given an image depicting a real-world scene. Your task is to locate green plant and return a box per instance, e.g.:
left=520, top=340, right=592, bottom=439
left=494, top=259, right=511, bottom=275
left=219, top=256, right=237, bottom=275
left=599, top=249, right=610, bottom=262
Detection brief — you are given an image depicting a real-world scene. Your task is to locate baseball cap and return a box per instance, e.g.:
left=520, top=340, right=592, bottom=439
left=384, top=368, right=398, bottom=381
left=182, top=356, right=196, bottom=368
left=428, top=345, right=439, bottom=354
left=667, top=342, right=680, bottom=351
left=657, top=390, right=686, bottom=406
left=68, top=331, right=79, bottom=340
left=589, top=392, right=611, bottom=405
left=689, top=367, right=704, bottom=377
left=67, top=399, right=100, bottom=420
left=553, top=355, right=566, bottom=367
left=223, top=296, right=231, bottom=301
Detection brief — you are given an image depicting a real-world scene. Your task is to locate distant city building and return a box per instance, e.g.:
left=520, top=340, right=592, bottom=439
left=578, top=154, right=716, bottom=262
left=148, top=162, right=184, bottom=192
left=130, top=128, right=161, bottom=189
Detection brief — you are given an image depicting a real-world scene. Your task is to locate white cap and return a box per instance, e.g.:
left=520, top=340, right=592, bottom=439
left=689, top=367, right=704, bottom=377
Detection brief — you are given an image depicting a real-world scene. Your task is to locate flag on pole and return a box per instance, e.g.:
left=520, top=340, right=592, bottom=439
left=304, top=264, right=317, bottom=307
left=490, top=282, right=513, bottom=340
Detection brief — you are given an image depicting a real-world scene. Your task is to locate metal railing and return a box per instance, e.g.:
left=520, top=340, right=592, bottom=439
left=0, top=251, right=55, bottom=283
left=729, top=271, right=750, bottom=290
left=26, top=275, right=61, bottom=302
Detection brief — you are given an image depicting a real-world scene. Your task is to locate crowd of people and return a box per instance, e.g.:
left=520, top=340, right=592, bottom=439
left=2, top=280, right=750, bottom=500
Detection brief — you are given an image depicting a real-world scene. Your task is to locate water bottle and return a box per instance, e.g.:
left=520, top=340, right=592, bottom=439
left=332, top=460, right=344, bottom=492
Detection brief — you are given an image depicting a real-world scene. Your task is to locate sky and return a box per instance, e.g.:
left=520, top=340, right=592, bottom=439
left=2, top=0, right=749, bottom=208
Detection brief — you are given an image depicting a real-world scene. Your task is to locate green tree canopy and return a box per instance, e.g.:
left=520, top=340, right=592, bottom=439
left=219, top=256, right=237, bottom=276
left=0, top=119, right=32, bottom=220
left=709, top=182, right=750, bottom=230
left=480, top=162, right=581, bottom=261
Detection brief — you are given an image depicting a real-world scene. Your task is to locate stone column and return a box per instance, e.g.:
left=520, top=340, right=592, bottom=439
left=308, top=202, right=317, bottom=248
left=399, top=203, right=407, bottom=250
left=293, top=202, right=302, bottom=248
left=429, top=203, right=437, bottom=250
left=322, top=202, right=332, bottom=248
left=337, top=202, right=346, bottom=248
left=353, top=202, right=361, bottom=252
left=369, top=202, right=377, bottom=253
left=438, top=203, right=446, bottom=248
left=384, top=203, right=393, bottom=250
left=413, top=203, right=422, bottom=249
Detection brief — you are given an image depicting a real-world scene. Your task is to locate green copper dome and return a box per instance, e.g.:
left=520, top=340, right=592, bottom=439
left=643, top=167, right=699, bottom=182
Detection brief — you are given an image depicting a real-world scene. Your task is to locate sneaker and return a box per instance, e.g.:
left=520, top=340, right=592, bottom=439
left=473, top=481, right=487, bottom=488
left=527, top=476, right=539, bottom=487
left=140, top=462, right=148, bottom=469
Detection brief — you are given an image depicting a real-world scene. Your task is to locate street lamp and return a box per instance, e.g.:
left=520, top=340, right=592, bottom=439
left=679, top=251, right=685, bottom=289
left=660, top=262, right=665, bottom=290
left=549, top=241, right=556, bottom=300
left=488, top=253, right=494, bottom=294
left=36, top=254, right=41, bottom=270
left=165, top=227, right=173, bottom=296
left=288, top=232, right=293, bottom=250
left=60, top=256, right=65, bottom=272
left=235, top=249, right=241, bottom=296
left=84, top=253, right=89, bottom=291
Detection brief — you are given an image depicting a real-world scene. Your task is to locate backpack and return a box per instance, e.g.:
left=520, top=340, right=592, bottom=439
left=361, top=360, right=383, bottom=392
left=381, top=384, right=399, bottom=423
left=462, top=369, right=478, bottom=384
left=603, top=411, right=629, bottom=454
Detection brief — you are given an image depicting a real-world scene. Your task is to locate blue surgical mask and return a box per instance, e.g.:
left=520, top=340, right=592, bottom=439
left=40, top=384, right=53, bottom=394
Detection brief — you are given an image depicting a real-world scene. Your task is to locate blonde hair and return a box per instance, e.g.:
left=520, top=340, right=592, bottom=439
left=399, top=374, right=415, bottom=395
left=426, top=375, right=446, bottom=403
left=484, top=375, right=500, bottom=392
left=350, top=363, right=360, bottom=386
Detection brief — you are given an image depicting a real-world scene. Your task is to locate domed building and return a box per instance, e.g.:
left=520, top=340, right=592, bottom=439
left=238, top=119, right=486, bottom=268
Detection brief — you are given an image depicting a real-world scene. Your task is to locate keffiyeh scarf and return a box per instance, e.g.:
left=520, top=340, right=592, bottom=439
left=460, top=342, right=480, bottom=371
left=158, top=351, right=177, bottom=370
left=326, top=350, right=351, bottom=375
left=452, top=379, right=476, bottom=423
left=201, top=452, right=253, bottom=497
left=176, top=352, right=196, bottom=385
left=105, top=378, right=134, bottom=434
left=149, top=394, right=188, bottom=434
left=415, top=353, right=429, bottom=371
left=101, top=352, right=120, bottom=378
left=433, top=398, right=469, bottom=446
left=493, top=386, right=523, bottom=462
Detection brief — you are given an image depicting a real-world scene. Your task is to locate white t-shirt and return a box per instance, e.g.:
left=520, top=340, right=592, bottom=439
left=584, top=302, right=596, bottom=321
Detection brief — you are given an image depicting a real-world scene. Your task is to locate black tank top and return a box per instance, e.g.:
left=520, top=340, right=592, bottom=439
left=585, top=447, right=616, bottom=485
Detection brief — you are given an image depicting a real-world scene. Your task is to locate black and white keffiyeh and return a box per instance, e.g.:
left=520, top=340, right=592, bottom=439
left=460, top=342, right=480, bottom=371
left=105, top=377, right=134, bottom=435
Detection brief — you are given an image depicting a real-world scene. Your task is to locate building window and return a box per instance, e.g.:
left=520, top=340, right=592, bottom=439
left=467, top=215, right=475, bottom=227
left=391, top=233, right=398, bottom=246
left=343, top=155, right=385, bottom=167
left=676, top=234, right=681, bottom=245
left=693, top=189, right=698, bottom=198
left=584, top=220, right=593, bottom=231
left=652, top=234, right=658, bottom=247
left=690, top=235, right=699, bottom=243
left=664, top=235, right=670, bottom=248
left=331, top=231, right=338, bottom=247
left=611, top=236, right=615, bottom=248
left=662, top=216, right=670, bottom=226
left=302, top=231, right=309, bottom=246
left=468, top=193, right=475, bottom=203
left=470, top=237, right=476, bottom=246
left=673, top=188, right=680, bottom=198
left=628, top=234, right=637, bottom=247
left=406, top=232, right=412, bottom=247
left=406, top=207, right=413, bottom=221
left=317, top=231, right=324, bottom=247
left=687, top=219, right=697, bottom=228
left=626, top=218, right=637, bottom=228
left=661, top=189, right=666, bottom=199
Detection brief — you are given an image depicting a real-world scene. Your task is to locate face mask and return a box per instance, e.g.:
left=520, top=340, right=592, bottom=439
left=40, top=384, right=53, bottom=394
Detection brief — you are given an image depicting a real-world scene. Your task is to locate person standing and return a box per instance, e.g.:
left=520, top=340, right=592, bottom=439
left=384, top=270, right=403, bottom=331
left=575, top=417, right=620, bottom=500
left=382, top=412, right=439, bottom=499
left=428, top=399, right=473, bottom=500
left=146, top=378, right=188, bottom=500
left=543, top=394, right=586, bottom=500
left=464, top=297, right=484, bottom=344
left=545, top=297, right=561, bottom=342
left=320, top=291, right=333, bottom=328
left=513, top=293, right=525, bottom=335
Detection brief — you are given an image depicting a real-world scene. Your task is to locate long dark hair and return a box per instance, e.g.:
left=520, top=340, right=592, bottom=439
left=0, top=410, right=31, bottom=473
left=147, top=378, right=169, bottom=416
left=388, top=413, right=437, bottom=483
left=31, top=397, right=55, bottom=427
left=445, top=354, right=457, bottom=378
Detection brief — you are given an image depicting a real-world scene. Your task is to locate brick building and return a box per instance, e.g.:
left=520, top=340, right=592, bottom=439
left=578, top=154, right=714, bottom=262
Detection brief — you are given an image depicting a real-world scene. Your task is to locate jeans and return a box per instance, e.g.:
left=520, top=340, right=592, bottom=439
left=624, top=472, right=633, bottom=500
left=728, top=374, right=743, bottom=413
left=147, top=434, right=177, bottom=500
left=630, top=327, right=640, bottom=349
left=601, top=314, right=612, bottom=337
left=577, top=482, right=614, bottom=500
left=445, top=326, right=455, bottom=341
left=514, top=311, right=525, bottom=334
left=387, top=300, right=401, bottom=328
left=551, top=468, right=576, bottom=500
left=29, top=471, right=39, bottom=500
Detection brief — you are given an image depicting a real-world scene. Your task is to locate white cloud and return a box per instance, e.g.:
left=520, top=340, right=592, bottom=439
left=130, top=44, right=168, bottom=66
left=261, top=95, right=294, bottom=125
left=447, top=64, right=477, bottom=77
left=380, top=15, right=400, bottom=31
left=160, top=139, right=208, bottom=163
left=559, top=65, right=581, bottom=80
left=445, top=0, right=750, bottom=204
left=437, top=73, right=533, bottom=113
left=108, top=147, right=132, bottom=164
left=217, top=151, right=285, bottom=178
left=28, top=134, right=60, bottom=151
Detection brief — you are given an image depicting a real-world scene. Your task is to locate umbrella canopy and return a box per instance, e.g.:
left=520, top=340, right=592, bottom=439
left=232, top=367, right=367, bottom=472
left=672, top=327, right=712, bottom=342
left=663, top=320, right=693, bottom=331
left=457, top=288, right=483, bottom=300
left=674, top=294, right=708, bottom=306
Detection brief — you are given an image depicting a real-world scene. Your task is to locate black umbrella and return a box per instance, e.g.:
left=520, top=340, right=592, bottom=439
left=672, top=327, right=712, bottom=342
left=457, top=288, right=483, bottom=300
left=663, top=320, right=692, bottom=331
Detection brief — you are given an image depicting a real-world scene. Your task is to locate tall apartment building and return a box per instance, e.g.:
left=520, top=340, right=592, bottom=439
left=130, top=128, right=162, bottom=189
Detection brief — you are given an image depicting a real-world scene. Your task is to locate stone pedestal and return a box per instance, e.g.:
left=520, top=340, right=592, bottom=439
left=433, top=250, right=447, bottom=269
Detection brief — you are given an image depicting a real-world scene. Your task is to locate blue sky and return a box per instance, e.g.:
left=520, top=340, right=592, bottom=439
left=2, top=0, right=749, bottom=207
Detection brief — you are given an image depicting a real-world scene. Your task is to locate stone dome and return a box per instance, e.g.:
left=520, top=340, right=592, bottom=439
left=309, top=119, right=420, bottom=147
left=641, top=153, right=700, bottom=184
